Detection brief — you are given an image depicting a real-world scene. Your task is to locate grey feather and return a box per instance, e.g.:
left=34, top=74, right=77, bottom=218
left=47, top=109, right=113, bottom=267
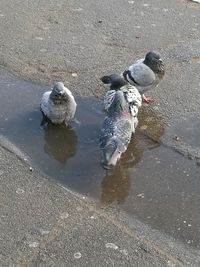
left=100, top=90, right=136, bottom=169
left=40, top=82, right=77, bottom=125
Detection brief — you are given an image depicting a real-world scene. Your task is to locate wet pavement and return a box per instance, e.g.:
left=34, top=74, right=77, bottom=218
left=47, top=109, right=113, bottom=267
left=0, top=71, right=199, bottom=251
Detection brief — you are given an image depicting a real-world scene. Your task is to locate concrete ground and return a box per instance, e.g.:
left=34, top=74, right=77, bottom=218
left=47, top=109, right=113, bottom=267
left=0, top=0, right=200, bottom=266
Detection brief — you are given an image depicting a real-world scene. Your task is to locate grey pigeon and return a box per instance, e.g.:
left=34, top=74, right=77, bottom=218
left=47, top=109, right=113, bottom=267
left=40, top=82, right=77, bottom=125
left=99, top=90, right=139, bottom=169
left=101, top=51, right=165, bottom=103
left=123, top=51, right=165, bottom=103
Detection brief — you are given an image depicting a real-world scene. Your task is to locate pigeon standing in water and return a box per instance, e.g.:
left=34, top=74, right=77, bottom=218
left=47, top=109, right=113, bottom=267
left=101, top=51, right=165, bottom=103
left=40, top=82, right=77, bottom=125
left=99, top=89, right=141, bottom=169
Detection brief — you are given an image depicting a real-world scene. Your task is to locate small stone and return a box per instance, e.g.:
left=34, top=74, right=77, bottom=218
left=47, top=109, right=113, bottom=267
left=29, top=242, right=39, bottom=248
left=167, top=260, right=176, bottom=267
left=40, top=229, right=50, bottom=235
left=74, top=252, right=82, bottom=259
left=188, top=224, right=192, bottom=227
left=76, top=206, right=83, bottom=212
left=98, top=20, right=103, bottom=23
left=29, top=167, right=33, bottom=172
left=119, top=249, right=128, bottom=255
left=140, top=125, right=148, bottom=130
left=40, top=49, right=47, bottom=53
left=137, top=193, right=144, bottom=198
left=71, top=73, right=78, bottom=77
left=60, top=212, right=69, bottom=219
left=35, top=37, right=43, bottom=40
left=105, top=243, right=118, bottom=250
left=16, top=188, right=25, bottom=195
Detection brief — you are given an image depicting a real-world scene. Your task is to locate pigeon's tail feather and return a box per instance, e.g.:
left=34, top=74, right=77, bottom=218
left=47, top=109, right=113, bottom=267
left=101, top=75, right=113, bottom=84
left=101, top=74, right=127, bottom=90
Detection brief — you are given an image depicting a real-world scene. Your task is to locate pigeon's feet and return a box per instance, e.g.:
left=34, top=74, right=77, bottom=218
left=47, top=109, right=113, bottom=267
left=142, top=94, right=154, bottom=104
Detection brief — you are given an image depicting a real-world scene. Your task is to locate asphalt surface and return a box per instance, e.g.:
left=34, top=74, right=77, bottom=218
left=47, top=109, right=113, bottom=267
left=0, top=144, right=188, bottom=267
left=0, top=0, right=200, bottom=266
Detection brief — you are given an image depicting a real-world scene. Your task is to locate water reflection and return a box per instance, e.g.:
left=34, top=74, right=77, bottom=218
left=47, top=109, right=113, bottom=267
left=43, top=123, right=77, bottom=163
left=101, top=138, right=144, bottom=205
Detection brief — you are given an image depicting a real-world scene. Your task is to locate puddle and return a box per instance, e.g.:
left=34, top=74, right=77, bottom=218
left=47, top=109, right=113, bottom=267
left=0, top=71, right=199, bottom=249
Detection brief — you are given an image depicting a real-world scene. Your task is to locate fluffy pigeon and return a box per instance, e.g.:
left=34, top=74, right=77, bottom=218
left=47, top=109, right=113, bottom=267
left=99, top=90, right=139, bottom=169
left=101, top=51, right=165, bottom=103
left=40, top=82, right=77, bottom=125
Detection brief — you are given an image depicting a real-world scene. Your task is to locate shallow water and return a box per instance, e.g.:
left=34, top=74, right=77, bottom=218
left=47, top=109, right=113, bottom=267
left=0, top=71, right=199, bottom=249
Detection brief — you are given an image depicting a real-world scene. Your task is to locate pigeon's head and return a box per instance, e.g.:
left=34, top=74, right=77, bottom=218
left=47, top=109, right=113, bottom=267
left=50, top=82, right=68, bottom=102
left=144, top=51, right=165, bottom=74
left=108, top=90, right=130, bottom=116
left=101, top=140, right=122, bottom=169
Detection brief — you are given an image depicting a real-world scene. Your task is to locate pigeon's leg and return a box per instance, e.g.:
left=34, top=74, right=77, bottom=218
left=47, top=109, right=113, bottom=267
left=142, top=94, right=154, bottom=104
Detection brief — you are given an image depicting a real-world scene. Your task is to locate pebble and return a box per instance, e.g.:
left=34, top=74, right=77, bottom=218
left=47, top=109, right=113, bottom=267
left=16, top=188, right=25, bottom=195
left=29, top=242, right=39, bottom=248
left=60, top=212, right=69, bottom=219
left=74, top=252, right=82, bottom=259
left=105, top=243, right=118, bottom=250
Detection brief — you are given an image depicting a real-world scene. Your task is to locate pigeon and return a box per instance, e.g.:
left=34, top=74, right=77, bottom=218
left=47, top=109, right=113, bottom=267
left=99, top=90, right=139, bottom=169
left=40, top=82, right=77, bottom=125
left=101, top=51, right=165, bottom=103
left=123, top=51, right=165, bottom=103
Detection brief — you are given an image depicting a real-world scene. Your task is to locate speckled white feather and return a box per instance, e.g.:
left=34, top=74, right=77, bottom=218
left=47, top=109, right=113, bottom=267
left=104, top=84, right=142, bottom=126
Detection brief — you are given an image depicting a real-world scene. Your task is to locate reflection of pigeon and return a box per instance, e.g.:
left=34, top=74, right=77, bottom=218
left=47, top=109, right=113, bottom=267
left=101, top=164, right=130, bottom=205
left=101, top=51, right=165, bottom=103
left=43, top=124, right=77, bottom=163
left=40, top=82, right=77, bottom=125
left=100, top=90, right=137, bottom=169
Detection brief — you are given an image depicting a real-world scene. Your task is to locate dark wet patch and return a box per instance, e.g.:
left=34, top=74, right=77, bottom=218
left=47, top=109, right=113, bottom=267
left=0, top=71, right=200, bottom=249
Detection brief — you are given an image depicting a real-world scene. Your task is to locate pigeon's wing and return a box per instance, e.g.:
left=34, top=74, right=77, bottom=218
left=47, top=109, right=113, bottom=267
left=129, top=63, right=155, bottom=86
left=63, top=86, right=77, bottom=121
left=115, top=119, right=133, bottom=153
left=99, top=116, right=115, bottom=149
left=122, top=85, right=142, bottom=108
left=40, top=91, right=51, bottom=117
